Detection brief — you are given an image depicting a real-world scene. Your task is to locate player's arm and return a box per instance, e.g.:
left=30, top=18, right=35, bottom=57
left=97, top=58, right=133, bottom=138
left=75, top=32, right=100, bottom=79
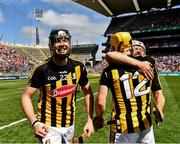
left=95, top=85, right=108, bottom=117
left=153, top=89, right=165, bottom=119
left=152, top=68, right=165, bottom=115
left=106, top=51, right=154, bottom=80
left=152, top=89, right=165, bottom=126
left=21, top=85, right=38, bottom=124
left=94, top=85, right=108, bottom=130
left=151, top=67, right=165, bottom=125
left=21, top=86, right=48, bottom=138
left=81, top=82, right=94, bottom=137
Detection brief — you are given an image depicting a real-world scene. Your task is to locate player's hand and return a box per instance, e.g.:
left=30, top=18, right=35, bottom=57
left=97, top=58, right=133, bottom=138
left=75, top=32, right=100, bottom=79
left=93, top=116, right=104, bottom=131
left=33, top=122, right=49, bottom=138
left=83, top=119, right=94, bottom=138
left=153, top=107, right=164, bottom=126
left=137, top=61, right=154, bottom=80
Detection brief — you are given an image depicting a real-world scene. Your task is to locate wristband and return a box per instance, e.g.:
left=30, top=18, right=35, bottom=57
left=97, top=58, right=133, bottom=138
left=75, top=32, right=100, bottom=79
left=31, top=120, right=39, bottom=128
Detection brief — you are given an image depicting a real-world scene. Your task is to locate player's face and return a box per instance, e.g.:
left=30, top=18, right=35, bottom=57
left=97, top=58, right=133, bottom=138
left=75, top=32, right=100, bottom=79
left=50, top=37, right=71, bottom=56
left=132, top=45, right=145, bottom=57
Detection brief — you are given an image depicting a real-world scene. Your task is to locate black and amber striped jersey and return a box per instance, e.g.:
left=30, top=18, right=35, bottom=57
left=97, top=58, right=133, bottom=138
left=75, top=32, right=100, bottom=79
left=100, top=56, right=162, bottom=133
left=28, top=57, right=88, bottom=128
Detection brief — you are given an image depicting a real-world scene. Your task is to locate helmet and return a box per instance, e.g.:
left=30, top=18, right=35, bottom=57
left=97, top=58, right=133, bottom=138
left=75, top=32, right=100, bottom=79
left=110, top=32, right=132, bottom=53
left=49, top=28, right=71, bottom=40
left=132, top=40, right=146, bottom=55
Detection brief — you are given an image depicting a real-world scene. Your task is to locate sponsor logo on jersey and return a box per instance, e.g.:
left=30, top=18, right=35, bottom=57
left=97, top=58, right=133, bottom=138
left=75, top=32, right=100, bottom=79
left=51, top=84, right=76, bottom=98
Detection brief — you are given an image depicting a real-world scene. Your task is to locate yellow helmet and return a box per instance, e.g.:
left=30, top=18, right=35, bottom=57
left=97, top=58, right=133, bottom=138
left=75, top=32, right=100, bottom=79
left=110, top=32, right=132, bottom=53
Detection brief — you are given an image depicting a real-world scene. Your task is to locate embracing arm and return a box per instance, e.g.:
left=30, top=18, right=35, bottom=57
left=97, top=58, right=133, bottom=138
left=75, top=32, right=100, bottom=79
left=106, top=51, right=154, bottom=80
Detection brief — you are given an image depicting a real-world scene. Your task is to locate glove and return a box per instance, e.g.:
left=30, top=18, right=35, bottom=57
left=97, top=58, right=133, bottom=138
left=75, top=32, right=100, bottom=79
left=93, top=116, right=104, bottom=131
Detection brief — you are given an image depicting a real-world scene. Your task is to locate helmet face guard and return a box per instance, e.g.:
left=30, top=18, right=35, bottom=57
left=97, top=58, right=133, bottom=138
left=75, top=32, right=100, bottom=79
left=49, top=28, right=71, bottom=60
left=110, top=32, right=132, bottom=54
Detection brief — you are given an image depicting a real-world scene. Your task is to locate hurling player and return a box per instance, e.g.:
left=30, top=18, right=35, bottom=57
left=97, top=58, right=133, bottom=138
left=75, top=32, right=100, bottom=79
left=106, top=39, right=165, bottom=126
left=21, top=28, right=94, bottom=144
left=95, top=32, right=165, bottom=143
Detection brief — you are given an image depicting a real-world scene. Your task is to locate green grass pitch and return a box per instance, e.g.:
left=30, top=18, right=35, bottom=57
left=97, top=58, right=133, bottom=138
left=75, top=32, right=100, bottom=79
left=0, top=75, right=180, bottom=143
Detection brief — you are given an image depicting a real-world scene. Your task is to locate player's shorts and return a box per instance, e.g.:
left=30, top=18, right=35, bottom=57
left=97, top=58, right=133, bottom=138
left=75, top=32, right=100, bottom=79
left=109, top=126, right=155, bottom=144
left=42, top=125, right=74, bottom=144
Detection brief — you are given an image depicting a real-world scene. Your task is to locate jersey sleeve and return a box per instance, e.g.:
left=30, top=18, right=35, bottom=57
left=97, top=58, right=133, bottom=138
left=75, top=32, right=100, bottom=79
left=27, top=67, right=42, bottom=88
left=100, top=70, right=109, bottom=86
left=144, top=56, right=162, bottom=91
left=146, top=56, right=155, bottom=65
left=151, top=67, right=162, bottom=91
left=78, top=65, right=88, bottom=87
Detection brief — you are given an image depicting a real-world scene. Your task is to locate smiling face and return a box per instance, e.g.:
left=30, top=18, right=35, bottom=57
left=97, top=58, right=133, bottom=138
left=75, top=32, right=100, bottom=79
left=132, top=40, right=146, bottom=57
left=49, top=29, right=71, bottom=60
left=50, top=37, right=71, bottom=58
left=132, top=45, right=145, bottom=57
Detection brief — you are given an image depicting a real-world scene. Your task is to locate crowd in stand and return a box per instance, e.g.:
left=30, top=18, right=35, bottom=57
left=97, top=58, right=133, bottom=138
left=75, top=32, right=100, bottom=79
left=0, top=43, right=35, bottom=75
left=121, top=8, right=180, bottom=32
left=0, top=43, right=179, bottom=75
left=152, top=54, right=180, bottom=72
left=88, top=59, right=108, bottom=74
left=107, top=8, right=180, bottom=35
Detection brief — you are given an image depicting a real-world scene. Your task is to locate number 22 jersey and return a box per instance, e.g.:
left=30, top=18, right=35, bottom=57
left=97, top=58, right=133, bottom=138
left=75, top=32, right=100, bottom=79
left=28, top=58, right=88, bottom=128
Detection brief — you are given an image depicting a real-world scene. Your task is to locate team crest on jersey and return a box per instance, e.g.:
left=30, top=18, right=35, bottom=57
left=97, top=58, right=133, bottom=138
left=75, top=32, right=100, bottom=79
left=51, top=84, right=76, bottom=98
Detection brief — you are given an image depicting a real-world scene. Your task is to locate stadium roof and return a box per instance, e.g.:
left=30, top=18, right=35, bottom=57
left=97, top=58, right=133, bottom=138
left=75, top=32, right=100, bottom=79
left=72, top=0, right=180, bottom=17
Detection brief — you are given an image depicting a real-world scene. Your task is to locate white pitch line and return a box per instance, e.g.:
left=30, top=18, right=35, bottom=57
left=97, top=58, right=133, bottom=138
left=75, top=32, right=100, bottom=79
left=76, top=92, right=97, bottom=102
left=0, top=118, right=27, bottom=130
left=0, top=92, right=98, bottom=130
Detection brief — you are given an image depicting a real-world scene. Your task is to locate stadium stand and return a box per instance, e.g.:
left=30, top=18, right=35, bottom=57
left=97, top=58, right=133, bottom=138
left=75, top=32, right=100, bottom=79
left=104, top=8, right=180, bottom=34
left=0, top=42, right=98, bottom=77
left=0, top=43, right=35, bottom=76
left=100, top=8, right=180, bottom=73
left=71, top=44, right=98, bottom=66
left=152, top=53, right=180, bottom=72
left=1, top=1, right=179, bottom=76
left=73, top=1, right=180, bottom=75
left=88, top=58, right=108, bottom=74
left=87, top=8, right=180, bottom=74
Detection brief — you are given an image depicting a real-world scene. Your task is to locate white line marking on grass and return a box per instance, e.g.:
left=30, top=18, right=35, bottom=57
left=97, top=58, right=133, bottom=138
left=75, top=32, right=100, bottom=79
left=0, top=118, right=27, bottom=130
left=76, top=92, right=98, bottom=102
left=0, top=92, right=98, bottom=130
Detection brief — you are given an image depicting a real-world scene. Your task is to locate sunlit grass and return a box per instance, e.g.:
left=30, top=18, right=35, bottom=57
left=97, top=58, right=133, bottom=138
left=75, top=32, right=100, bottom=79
left=0, top=76, right=179, bottom=143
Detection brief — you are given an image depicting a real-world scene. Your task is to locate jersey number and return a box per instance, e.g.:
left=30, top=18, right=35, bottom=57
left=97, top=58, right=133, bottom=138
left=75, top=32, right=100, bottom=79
left=119, top=71, right=150, bottom=99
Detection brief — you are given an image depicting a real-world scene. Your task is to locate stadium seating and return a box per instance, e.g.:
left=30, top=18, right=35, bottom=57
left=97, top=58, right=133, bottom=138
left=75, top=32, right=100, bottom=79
left=0, top=43, right=35, bottom=76
left=1, top=7, right=179, bottom=76
left=0, top=42, right=98, bottom=76
left=105, top=8, right=180, bottom=35
left=99, top=8, right=180, bottom=74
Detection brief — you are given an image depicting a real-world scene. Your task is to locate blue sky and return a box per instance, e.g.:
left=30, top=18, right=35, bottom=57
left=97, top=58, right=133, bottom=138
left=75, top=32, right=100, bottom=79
left=0, top=0, right=111, bottom=46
